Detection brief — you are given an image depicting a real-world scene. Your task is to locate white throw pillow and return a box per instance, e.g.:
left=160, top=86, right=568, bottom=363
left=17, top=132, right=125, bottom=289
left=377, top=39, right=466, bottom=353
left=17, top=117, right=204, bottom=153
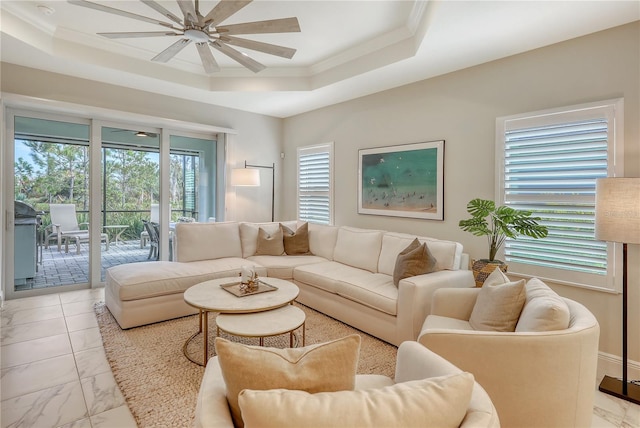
left=307, top=223, right=338, bottom=259
left=239, top=372, right=474, bottom=428
left=469, top=268, right=526, bottom=332
left=174, top=222, right=241, bottom=262
left=515, top=278, right=571, bottom=332
left=333, top=227, right=383, bottom=273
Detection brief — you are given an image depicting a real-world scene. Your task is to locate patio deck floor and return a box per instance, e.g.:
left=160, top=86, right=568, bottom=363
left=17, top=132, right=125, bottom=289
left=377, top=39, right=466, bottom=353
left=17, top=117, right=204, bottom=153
left=16, top=239, right=155, bottom=290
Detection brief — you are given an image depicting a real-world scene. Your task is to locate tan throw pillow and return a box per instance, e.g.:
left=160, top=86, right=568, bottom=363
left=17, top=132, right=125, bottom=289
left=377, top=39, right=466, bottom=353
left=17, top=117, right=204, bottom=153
left=254, top=226, right=284, bottom=256
left=216, top=335, right=361, bottom=428
left=280, top=222, right=310, bottom=255
left=515, top=278, right=571, bottom=332
left=392, top=238, right=437, bottom=286
left=469, top=273, right=526, bottom=332
left=239, top=372, right=474, bottom=428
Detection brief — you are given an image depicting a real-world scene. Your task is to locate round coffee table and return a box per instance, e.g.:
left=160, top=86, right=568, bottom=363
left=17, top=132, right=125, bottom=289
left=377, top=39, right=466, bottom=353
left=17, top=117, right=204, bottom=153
left=216, top=305, right=306, bottom=347
left=183, top=277, right=299, bottom=365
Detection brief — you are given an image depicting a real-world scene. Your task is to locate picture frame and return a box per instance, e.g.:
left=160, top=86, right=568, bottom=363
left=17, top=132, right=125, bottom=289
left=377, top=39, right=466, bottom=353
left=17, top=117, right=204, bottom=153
left=358, top=140, right=444, bottom=220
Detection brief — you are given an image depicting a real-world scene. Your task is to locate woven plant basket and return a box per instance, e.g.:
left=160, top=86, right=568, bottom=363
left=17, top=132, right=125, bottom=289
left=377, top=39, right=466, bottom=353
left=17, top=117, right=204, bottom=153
left=471, top=259, right=508, bottom=287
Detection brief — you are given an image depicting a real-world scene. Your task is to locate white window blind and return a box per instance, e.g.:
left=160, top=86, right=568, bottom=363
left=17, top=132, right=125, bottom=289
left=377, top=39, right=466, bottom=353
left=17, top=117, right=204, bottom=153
left=497, top=100, right=623, bottom=291
left=297, top=143, right=334, bottom=225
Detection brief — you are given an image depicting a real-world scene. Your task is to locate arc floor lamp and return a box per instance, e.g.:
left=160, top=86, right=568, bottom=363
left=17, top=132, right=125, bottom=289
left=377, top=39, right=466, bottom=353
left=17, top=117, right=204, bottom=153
left=595, top=177, right=640, bottom=405
left=230, top=161, right=275, bottom=222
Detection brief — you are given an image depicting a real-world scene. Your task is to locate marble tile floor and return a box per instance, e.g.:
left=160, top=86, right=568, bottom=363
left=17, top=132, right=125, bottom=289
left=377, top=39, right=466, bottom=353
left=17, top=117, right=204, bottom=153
left=1, top=287, right=639, bottom=428
left=1, top=288, right=135, bottom=428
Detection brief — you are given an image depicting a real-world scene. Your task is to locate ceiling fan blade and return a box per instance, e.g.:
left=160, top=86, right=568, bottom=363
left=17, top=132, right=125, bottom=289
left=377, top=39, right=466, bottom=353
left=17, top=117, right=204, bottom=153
left=219, top=35, right=296, bottom=59
left=98, top=31, right=179, bottom=39
left=215, top=17, right=301, bottom=35
left=203, top=0, right=252, bottom=27
left=177, top=0, right=199, bottom=25
left=68, top=0, right=178, bottom=30
left=210, top=41, right=265, bottom=73
left=196, top=43, right=220, bottom=73
left=140, top=0, right=183, bottom=26
left=152, top=38, right=192, bottom=63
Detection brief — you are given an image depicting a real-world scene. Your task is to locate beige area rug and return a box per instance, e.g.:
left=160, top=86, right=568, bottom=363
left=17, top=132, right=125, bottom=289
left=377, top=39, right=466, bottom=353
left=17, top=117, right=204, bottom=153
left=95, top=302, right=398, bottom=427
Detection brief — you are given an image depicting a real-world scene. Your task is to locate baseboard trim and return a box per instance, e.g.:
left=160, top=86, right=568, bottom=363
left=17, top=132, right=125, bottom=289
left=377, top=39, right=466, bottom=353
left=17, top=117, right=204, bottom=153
left=598, top=351, right=640, bottom=383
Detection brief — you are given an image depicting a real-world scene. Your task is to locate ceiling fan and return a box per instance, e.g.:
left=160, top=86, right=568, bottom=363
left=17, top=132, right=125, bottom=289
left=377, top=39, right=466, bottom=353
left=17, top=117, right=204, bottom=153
left=111, top=129, right=159, bottom=138
left=68, top=0, right=301, bottom=74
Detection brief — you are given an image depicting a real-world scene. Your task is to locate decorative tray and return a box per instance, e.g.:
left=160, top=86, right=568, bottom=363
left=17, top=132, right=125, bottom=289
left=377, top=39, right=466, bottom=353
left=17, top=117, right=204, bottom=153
left=219, top=280, right=278, bottom=297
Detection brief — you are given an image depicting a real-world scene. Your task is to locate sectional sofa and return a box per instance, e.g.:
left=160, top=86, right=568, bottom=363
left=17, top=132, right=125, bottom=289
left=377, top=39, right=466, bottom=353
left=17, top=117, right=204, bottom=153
left=105, top=221, right=474, bottom=345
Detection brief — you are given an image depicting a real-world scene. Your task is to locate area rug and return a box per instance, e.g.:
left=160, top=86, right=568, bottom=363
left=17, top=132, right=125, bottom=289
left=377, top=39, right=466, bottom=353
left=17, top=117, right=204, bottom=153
left=95, top=302, right=398, bottom=427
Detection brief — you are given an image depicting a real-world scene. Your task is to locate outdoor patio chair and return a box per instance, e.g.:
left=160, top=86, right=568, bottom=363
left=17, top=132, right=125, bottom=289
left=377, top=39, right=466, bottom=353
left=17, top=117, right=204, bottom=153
left=44, top=203, right=109, bottom=254
left=140, top=204, right=159, bottom=248
left=143, top=220, right=159, bottom=260
left=143, top=220, right=173, bottom=261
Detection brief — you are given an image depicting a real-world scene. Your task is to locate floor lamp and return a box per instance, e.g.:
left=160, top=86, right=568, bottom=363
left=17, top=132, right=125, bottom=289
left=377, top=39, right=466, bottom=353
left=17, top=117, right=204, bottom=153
left=230, top=161, right=275, bottom=222
left=595, top=177, right=640, bottom=405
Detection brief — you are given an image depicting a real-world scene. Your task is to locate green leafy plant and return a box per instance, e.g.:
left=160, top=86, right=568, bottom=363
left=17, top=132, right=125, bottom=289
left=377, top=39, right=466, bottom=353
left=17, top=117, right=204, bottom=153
left=459, top=198, right=548, bottom=262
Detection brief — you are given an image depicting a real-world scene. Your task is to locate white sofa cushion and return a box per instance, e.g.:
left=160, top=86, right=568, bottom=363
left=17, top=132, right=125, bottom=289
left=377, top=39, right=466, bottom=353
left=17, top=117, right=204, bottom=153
left=515, top=278, right=571, bottom=332
left=424, top=314, right=475, bottom=331
left=307, top=223, right=338, bottom=260
left=246, top=255, right=328, bottom=280
left=174, top=222, right=242, bottom=262
left=333, top=227, right=383, bottom=273
left=294, top=261, right=398, bottom=315
left=293, top=261, right=356, bottom=294
left=238, top=372, right=474, bottom=428
left=378, top=232, right=462, bottom=275
left=107, top=259, right=266, bottom=301
left=239, top=221, right=297, bottom=258
left=335, top=273, right=398, bottom=316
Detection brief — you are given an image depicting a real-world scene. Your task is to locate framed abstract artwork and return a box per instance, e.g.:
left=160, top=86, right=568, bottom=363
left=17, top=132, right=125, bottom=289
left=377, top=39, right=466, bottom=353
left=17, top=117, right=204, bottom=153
left=358, top=140, right=444, bottom=220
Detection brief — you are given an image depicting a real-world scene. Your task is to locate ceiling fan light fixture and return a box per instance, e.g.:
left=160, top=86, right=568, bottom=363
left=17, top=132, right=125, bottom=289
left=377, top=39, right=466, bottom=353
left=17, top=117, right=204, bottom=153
left=184, top=28, right=209, bottom=43
left=135, top=131, right=149, bottom=137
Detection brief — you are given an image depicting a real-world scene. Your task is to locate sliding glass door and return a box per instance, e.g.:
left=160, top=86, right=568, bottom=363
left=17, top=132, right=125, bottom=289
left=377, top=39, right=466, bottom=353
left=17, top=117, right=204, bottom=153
left=4, top=108, right=220, bottom=300
left=9, top=113, right=92, bottom=295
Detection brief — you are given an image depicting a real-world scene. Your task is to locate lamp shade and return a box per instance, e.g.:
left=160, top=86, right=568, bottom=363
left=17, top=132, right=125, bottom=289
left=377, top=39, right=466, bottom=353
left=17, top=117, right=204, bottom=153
left=230, top=168, right=260, bottom=186
left=595, top=178, right=640, bottom=244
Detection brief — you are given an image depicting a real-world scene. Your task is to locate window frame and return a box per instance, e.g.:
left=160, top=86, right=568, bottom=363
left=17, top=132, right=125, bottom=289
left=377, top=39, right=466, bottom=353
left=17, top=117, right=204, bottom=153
left=495, top=99, right=624, bottom=293
left=297, top=142, right=334, bottom=225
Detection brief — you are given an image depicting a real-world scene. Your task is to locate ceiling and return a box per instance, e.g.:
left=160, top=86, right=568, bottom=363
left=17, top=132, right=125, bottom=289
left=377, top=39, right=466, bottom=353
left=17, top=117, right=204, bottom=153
left=1, top=1, right=638, bottom=118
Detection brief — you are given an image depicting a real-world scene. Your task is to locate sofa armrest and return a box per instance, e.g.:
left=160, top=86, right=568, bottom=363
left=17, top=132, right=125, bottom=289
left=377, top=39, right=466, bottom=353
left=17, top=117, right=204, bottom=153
left=430, top=287, right=480, bottom=320
left=195, top=357, right=234, bottom=428
left=459, top=253, right=470, bottom=270
left=394, top=341, right=463, bottom=383
left=397, top=269, right=474, bottom=341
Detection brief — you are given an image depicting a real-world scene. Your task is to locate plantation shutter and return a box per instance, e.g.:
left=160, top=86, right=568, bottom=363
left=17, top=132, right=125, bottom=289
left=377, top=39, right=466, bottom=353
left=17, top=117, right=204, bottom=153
left=498, top=100, right=622, bottom=291
left=297, top=143, right=333, bottom=225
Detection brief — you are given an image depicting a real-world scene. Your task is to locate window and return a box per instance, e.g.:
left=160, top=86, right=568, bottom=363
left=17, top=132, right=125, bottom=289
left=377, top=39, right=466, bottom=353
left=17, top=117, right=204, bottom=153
left=496, top=99, right=623, bottom=291
left=297, top=143, right=334, bottom=225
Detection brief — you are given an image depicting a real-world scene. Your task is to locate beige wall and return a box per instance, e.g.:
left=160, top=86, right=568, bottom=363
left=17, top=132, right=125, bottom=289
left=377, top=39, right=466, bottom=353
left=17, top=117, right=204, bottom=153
left=0, top=64, right=284, bottom=222
left=282, top=22, right=640, bottom=368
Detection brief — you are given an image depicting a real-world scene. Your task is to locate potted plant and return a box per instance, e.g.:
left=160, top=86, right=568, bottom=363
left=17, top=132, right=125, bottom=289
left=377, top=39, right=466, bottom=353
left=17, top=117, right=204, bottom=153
left=459, top=198, right=548, bottom=286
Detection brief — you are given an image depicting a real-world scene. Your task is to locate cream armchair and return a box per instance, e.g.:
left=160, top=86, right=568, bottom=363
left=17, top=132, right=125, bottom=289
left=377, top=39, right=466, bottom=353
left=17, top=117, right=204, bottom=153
left=195, top=341, right=500, bottom=428
left=418, top=287, right=600, bottom=428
